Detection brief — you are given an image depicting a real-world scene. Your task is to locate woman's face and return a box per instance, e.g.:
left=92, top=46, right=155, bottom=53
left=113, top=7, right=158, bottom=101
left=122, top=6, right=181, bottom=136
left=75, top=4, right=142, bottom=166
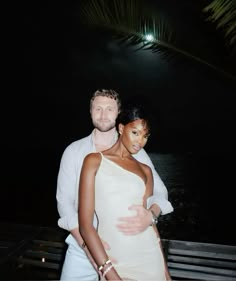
left=119, top=119, right=150, bottom=154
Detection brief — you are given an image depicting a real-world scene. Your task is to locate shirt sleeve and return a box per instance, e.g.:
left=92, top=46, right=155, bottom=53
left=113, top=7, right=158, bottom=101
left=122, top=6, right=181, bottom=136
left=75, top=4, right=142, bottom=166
left=56, top=145, right=79, bottom=231
left=133, top=149, right=174, bottom=215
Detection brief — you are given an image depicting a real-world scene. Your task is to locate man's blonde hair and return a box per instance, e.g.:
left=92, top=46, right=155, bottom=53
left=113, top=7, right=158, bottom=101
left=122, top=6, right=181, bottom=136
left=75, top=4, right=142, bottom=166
left=90, top=89, right=122, bottom=112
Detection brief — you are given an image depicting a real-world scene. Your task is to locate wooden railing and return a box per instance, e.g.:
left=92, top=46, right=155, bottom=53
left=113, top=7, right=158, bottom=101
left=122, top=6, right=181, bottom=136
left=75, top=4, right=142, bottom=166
left=162, top=239, right=236, bottom=280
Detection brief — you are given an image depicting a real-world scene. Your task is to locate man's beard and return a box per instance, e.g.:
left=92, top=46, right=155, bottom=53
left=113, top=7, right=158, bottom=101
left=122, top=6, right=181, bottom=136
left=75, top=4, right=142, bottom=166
left=93, top=120, right=116, bottom=132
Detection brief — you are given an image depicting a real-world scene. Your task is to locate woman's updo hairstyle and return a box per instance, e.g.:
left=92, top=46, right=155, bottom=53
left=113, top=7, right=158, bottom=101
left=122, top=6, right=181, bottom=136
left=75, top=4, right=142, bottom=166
left=116, top=105, right=151, bottom=132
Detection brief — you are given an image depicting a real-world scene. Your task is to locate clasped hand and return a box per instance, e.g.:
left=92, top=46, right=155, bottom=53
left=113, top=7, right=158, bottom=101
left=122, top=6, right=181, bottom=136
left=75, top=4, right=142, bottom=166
left=116, top=205, right=152, bottom=235
left=102, top=205, right=153, bottom=265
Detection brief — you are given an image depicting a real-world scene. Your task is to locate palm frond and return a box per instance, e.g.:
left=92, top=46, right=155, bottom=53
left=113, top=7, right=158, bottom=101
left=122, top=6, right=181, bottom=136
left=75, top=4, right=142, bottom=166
left=79, top=0, right=236, bottom=81
left=203, top=0, right=236, bottom=51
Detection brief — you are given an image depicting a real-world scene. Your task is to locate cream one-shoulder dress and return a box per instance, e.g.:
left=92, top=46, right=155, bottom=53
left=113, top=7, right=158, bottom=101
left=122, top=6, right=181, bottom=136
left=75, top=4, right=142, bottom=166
left=95, top=153, right=167, bottom=281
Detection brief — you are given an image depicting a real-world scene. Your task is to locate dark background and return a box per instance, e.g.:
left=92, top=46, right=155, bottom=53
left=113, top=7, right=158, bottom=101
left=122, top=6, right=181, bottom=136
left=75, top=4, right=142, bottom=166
left=2, top=1, right=236, bottom=245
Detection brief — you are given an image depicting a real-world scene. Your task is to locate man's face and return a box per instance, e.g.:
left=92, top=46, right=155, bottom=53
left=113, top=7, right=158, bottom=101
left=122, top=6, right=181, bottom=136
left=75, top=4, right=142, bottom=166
left=91, top=96, right=119, bottom=132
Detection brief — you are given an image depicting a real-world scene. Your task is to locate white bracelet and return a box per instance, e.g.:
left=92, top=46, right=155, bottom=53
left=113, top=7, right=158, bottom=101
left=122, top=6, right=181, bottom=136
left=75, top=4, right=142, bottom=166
left=98, top=259, right=111, bottom=271
left=102, top=264, right=113, bottom=278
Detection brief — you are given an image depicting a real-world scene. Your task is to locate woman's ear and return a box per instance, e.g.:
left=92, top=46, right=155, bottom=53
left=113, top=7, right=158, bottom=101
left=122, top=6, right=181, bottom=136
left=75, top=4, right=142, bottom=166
left=118, top=124, right=124, bottom=135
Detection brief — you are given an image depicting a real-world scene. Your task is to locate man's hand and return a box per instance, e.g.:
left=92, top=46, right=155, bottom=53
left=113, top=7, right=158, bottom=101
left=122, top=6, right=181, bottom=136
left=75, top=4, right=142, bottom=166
left=83, top=246, right=98, bottom=270
left=116, top=205, right=153, bottom=235
left=101, top=239, right=117, bottom=264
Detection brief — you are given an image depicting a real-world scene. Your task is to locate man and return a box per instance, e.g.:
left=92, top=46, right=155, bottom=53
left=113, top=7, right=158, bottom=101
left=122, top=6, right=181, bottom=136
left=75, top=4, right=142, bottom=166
left=56, top=89, right=173, bottom=281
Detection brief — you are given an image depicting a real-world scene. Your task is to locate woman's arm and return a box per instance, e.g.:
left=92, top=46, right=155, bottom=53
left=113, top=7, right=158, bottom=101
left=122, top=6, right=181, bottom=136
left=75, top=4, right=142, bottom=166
left=78, top=153, right=122, bottom=280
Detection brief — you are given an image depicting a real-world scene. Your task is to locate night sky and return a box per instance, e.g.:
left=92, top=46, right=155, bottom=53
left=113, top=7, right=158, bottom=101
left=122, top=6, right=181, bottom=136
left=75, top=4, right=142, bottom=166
left=2, top=1, right=236, bottom=242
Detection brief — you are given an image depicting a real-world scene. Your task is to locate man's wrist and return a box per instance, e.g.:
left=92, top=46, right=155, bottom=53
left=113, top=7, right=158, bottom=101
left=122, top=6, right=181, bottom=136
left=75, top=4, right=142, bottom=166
left=150, top=210, right=159, bottom=225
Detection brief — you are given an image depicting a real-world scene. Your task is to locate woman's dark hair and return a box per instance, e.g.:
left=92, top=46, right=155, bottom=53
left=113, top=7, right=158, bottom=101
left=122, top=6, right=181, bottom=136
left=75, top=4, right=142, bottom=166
left=116, top=106, right=151, bottom=132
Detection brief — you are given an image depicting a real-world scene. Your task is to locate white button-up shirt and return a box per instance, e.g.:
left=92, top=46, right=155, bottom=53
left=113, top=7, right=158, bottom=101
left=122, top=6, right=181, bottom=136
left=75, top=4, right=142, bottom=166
left=56, top=130, right=174, bottom=231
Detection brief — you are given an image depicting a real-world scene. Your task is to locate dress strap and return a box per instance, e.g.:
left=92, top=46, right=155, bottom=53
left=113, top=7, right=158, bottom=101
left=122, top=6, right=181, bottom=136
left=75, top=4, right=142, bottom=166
left=98, top=152, right=104, bottom=164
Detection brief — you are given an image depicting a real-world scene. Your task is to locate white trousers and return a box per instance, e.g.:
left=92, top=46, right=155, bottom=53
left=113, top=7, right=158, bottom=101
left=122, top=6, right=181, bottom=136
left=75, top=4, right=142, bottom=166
left=60, top=234, right=99, bottom=281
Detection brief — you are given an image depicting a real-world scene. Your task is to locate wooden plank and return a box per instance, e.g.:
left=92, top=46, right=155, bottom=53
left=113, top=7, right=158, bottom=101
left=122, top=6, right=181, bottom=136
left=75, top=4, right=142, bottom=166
left=167, top=240, right=236, bottom=256
left=168, top=248, right=236, bottom=260
left=23, top=250, right=63, bottom=262
left=1, top=239, right=33, bottom=265
left=168, top=254, right=236, bottom=269
left=27, top=247, right=64, bottom=255
left=170, top=268, right=236, bottom=281
left=32, top=239, right=65, bottom=248
left=168, top=262, right=236, bottom=276
left=17, top=257, right=60, bottom=270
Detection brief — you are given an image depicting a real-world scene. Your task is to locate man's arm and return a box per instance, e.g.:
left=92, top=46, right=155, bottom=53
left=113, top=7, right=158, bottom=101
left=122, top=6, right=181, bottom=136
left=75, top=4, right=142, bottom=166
left=56, top=144, right=112, bottom=260
left=56, top=145, right=79, bottom=231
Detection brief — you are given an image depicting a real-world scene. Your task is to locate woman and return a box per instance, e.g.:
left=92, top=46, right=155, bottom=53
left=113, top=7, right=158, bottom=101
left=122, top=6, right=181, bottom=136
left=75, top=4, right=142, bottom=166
left=79, top=106, right=171, bottom=280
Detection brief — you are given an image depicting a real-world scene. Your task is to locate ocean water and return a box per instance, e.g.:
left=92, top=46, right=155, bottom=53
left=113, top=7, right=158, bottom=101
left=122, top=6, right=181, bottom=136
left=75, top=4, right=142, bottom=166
left=149, top=152, right=236, bottom=246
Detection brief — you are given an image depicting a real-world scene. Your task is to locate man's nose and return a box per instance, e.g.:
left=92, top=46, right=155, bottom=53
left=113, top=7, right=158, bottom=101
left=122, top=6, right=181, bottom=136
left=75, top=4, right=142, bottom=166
left=99, top=109, right=105, bottom=118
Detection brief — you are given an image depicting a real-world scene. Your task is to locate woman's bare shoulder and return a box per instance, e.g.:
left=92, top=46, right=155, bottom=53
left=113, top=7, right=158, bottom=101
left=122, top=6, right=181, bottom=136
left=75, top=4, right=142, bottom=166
left=83, top=152, right=102, bottom=166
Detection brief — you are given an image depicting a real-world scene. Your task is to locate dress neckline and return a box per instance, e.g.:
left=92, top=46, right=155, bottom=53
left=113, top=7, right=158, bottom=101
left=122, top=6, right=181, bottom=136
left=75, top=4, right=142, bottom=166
left=99, top=152, right=145, bottom=186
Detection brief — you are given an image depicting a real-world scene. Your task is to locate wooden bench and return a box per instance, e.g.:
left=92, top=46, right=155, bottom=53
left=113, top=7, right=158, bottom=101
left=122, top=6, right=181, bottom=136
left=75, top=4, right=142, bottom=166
left=162, top=239, right=236, bottom=281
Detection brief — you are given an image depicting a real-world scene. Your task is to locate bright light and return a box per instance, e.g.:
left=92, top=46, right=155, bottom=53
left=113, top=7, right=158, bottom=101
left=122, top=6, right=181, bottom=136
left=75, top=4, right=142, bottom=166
left=42, top=257, right=45, bottom=263
left=144, top=34, right=154, bottom=42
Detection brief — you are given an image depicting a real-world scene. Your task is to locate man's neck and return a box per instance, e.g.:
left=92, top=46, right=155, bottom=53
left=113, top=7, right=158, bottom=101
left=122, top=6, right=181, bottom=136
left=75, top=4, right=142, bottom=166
left=93, top=128, right=118, bottom=152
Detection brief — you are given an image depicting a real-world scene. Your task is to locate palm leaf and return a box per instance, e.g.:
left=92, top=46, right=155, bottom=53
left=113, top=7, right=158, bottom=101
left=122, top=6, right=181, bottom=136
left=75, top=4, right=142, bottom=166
left=79, top=0, right=236, bottom=80
left=203, top=0, right=236, bottom=52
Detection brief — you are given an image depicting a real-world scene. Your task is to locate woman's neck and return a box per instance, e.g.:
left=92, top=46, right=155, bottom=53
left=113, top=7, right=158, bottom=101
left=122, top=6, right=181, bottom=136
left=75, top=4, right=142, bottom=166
left=105, top=141, right=132, bottom=161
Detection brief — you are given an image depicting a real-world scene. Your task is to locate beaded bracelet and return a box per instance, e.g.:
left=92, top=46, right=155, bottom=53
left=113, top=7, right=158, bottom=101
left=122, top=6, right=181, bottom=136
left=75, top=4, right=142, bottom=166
left=98, top=259, right=112, bottom=272
left=102, top=264, right=113, bottom=278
